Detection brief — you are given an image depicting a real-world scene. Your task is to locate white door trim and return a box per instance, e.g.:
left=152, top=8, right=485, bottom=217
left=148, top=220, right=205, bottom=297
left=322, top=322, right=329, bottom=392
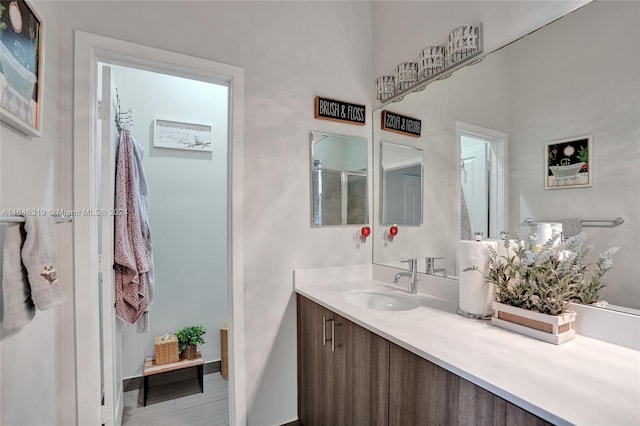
left=73, top=30, right=246, bottom=425
left=455, top=121, right=507, bottom=266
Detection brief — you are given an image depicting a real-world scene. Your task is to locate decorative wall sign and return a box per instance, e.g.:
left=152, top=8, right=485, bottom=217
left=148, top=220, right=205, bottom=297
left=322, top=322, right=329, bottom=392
left=314, top=96, right=365, bottom=126
left=0, top=0, right=44, bottom=137
left=545, top=135, right=592, bottom=189
left=153, top=118, right=213, bottom=152
left=381, top=110, right=421, bottom=137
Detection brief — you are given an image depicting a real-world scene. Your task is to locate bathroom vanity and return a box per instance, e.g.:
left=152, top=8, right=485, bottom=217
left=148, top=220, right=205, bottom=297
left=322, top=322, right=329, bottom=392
left=294, top=265, right=640, bottom=426
left=298, top=294, right=550, bottom=425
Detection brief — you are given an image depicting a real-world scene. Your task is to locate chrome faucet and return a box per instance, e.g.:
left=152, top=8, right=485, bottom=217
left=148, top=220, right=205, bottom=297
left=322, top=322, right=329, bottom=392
left=394, top=258, right=418, bottom=294
left=425, top=256, right=447, bottom=277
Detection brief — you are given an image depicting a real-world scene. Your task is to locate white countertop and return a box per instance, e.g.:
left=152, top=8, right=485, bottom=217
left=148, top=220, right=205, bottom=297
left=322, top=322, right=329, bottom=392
left=295, top=275, right=640, bottom=425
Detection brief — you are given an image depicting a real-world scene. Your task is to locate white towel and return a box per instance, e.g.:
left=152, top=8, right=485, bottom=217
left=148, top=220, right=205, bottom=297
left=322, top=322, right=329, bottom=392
left=2, top=216, right=65, bottom=330
left=132, top=136, right=154, bottom=333
left=2, top=223, right=35, bottom=330
left=22, top=216, right=66, bottom=310
left=562, top=218, right=582, bottom=238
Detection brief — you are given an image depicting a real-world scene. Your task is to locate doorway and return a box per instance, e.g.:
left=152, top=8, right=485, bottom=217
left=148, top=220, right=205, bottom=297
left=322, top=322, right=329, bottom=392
left=108, top=63, right=229, bottom=422
left=73, top=31, right=246, bottom=426
left=456, top=121, right=507, bottom=241
left=461, top=134, right=490, bottom=238
left=382, top=164, right=423, bottom=226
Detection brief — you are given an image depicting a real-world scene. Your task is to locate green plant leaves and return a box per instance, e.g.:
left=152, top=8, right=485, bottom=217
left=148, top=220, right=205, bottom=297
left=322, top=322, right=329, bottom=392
left=482, top=232, right=618, bottom=314
left=176, top=325, right=206, bottom=353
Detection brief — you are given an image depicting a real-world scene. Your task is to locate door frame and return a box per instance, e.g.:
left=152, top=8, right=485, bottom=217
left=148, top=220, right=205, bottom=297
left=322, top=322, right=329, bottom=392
left=455, top=121, right=507, bottom=266
left=73, top=31, right=246, bottom=425
left=460, top=135, right=489, bottom=237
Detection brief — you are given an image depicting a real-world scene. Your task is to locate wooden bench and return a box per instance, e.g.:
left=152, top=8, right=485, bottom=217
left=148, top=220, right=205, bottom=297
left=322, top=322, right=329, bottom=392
left=142, top=353, right=204, bottom=406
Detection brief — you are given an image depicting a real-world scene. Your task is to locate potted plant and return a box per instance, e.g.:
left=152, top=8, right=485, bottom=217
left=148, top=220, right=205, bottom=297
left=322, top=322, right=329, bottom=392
left=0, top=5, right=7, bottom=35
left=577, top=145, right=589, bottom=173
left=467, top=232, right=618, bottom=344
left=176, top=325, right=206, bottom=360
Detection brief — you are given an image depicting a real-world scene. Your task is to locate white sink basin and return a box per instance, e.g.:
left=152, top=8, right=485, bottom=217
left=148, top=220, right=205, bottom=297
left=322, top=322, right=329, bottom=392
left=343, top=290, right=419, bottom=311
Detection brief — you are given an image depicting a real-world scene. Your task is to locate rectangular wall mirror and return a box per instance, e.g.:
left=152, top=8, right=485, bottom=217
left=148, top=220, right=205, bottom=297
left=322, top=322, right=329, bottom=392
left=380, top=141, right=423, bottom=226
left=311, top=131, right=368, bottom=226
left=371, top=1, right=639, bottom=314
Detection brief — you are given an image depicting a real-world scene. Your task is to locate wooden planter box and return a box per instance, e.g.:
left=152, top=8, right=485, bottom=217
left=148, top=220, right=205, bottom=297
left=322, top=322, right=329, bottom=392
left=491, top=301, right=576, bottom=345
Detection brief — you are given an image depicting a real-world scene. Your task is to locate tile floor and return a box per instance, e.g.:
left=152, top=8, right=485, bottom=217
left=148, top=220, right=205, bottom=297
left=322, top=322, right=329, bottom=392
left=121, top=369, right=229, bottom=426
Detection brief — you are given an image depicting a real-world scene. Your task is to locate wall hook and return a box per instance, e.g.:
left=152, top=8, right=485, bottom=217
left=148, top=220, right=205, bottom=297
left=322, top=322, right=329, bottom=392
left=359, top=226, right=371, bottom=243
left=385, top=225, right=398, bottom=242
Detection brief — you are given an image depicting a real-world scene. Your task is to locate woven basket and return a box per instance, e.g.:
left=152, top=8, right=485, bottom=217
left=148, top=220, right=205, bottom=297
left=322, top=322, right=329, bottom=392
left=183, top=345, right=198, bottom=360
left=154, top=334, right=179, bottom=365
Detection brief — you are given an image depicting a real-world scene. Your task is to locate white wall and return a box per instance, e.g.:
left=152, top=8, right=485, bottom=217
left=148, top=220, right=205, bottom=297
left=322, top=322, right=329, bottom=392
left=0, top=1, right=602, bottom=425
left=507, top=1, right=640, bottom=309
left=110, top=65, right=229, bottom=377
left=55, top=2, right=373, bottom=425
left=0, top=2, right=75, bottom=425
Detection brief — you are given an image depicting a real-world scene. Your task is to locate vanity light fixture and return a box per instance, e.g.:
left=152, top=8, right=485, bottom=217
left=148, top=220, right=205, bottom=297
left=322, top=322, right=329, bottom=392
left=419, top=44, right=447, bottom=79
left=447, top=24, right=481, bottom=64
left=395, top=61, right=418, bottom=92
left=375, top=75, right=396, bottom=101
left=375, top=23, right=482, bottom=104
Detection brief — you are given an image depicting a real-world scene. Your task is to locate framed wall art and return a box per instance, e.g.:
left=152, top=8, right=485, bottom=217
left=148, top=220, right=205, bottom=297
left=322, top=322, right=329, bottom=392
left=545, top=135, right=592, bottom=190
left=153, top=118, right=213, bottom=152
left=0, top=0, right=43, bottom=137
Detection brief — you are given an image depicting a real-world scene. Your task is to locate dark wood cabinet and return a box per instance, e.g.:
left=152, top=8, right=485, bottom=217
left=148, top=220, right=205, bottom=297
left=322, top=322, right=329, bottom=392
left=334, top=314, right=389, bottom=426
left=388, top=343, right=551, bottom=426
left=297, top=295, right=334, bottom=426
left=297, top=295, right=389, bottom=426
left=297, top=295, right=551, bottom=426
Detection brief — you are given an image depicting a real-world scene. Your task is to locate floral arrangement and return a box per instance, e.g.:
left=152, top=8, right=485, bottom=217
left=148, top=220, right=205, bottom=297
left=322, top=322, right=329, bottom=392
left=469, top=232, right=619, bottom=315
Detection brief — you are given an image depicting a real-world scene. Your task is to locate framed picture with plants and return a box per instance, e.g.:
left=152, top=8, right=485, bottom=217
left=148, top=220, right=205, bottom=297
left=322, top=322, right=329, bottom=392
left=0, top=0, right=44, bottom=137
left=544, top=135, right=592, bottom=190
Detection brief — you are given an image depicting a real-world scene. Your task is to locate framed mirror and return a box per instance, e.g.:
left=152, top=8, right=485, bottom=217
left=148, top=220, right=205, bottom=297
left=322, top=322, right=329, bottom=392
left=311, top=131, right=368, bottom=226
left=380, top=141, right=423, bottom=226
left=372, top=1, right=640, bottom=313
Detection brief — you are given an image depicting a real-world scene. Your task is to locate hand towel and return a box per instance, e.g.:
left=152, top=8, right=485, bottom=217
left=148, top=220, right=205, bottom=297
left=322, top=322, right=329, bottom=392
left=22, top=216, right=66, bottom=310
left=460, top=188, right=473, bottom=240
left=2, top=223, right=35, bottom=329
left=562, top=218, right=582, bottom=238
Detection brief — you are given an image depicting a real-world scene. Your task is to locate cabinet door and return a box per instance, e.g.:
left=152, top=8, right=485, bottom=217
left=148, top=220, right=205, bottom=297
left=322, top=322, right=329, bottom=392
left=389, top=343, right=552, bottom=426
left=297, top=295, right=335, bottom=426
left=389, top=342, right=458, bottom=424
left=334, top=315, right=389, bottom=426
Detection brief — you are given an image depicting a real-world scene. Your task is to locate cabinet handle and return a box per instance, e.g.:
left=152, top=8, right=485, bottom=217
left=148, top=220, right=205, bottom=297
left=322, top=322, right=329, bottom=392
left=323, top=316, right=333, bottom=346
left=332, top=321, right=342, bottom=352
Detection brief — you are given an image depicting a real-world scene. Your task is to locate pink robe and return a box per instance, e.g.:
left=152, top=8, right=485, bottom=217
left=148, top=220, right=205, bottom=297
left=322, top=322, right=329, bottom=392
left=114, top=129, right=150, bottom=324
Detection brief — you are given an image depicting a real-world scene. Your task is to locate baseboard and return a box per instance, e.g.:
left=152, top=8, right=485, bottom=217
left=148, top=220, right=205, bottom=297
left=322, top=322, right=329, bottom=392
left=204, top=360, right=222, bottom=375
left=280, top=421, right=301, bottom=426
left=123, top=360, right=221, bottom=391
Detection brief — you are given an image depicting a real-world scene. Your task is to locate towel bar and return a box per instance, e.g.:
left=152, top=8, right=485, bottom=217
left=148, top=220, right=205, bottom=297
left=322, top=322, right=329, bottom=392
left=523, top=217, right=624, bottom=227
left=0, top=215, right=73, bottom=224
